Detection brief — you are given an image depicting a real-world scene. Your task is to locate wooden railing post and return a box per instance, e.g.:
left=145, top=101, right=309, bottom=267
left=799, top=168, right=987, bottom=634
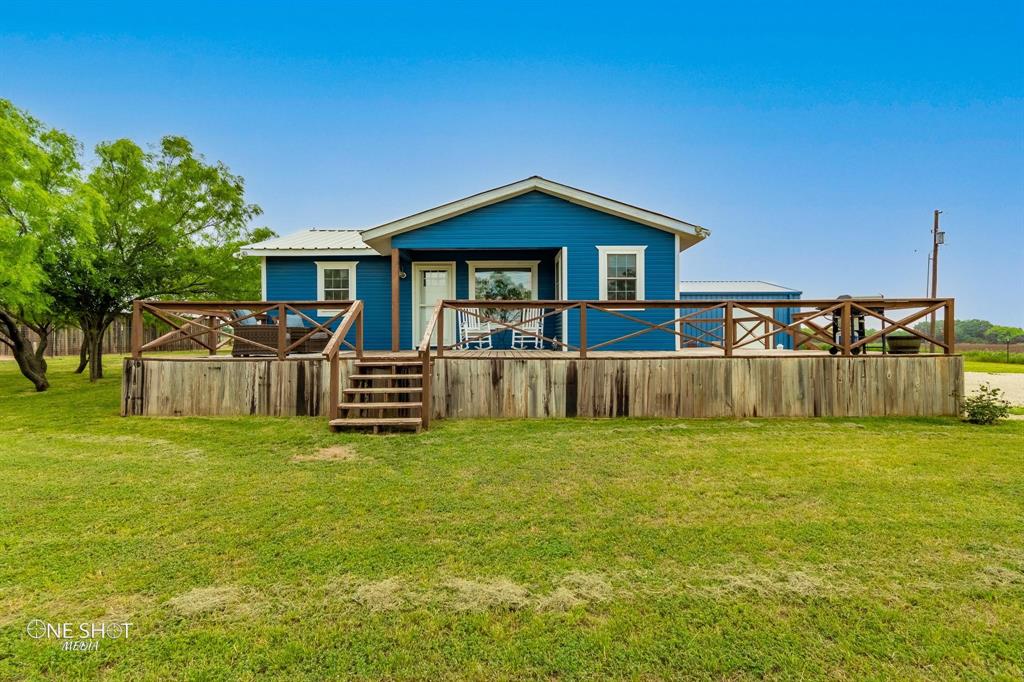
left=328, top=352, right=339, bottom=421
left=436, top=303, right=445, bottom=357
left=579, top=303, right=588, bottom=358
left=840, top=301, right=852, bottom=356
left=207, top=315, right=217, bottom=355
left=131, top=300, right=143, bottom=359
left=420, top=349, right=431, bottom=430
left=355, top=303, right=364, bottom=359
left=724, top=302, right=734, bottom=357
left=277, top=303, right=287, bottom=359
left=944, top=299, right=955, bottom=355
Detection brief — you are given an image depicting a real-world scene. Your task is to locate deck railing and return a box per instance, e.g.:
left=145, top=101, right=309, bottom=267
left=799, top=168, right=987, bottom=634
left=423, top=298, right=956, bottom=358
left=130, top=300, right=362, bottom=360
left=323, top=300, right=364, bottom=422
left=416, top=301, right=442, bottom=429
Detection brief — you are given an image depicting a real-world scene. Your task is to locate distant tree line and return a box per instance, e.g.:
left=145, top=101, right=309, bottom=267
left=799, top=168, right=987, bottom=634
left=912, top=318, right=1024, bottom=345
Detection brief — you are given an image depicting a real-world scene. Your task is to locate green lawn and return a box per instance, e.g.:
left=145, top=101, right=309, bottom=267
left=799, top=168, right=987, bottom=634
left=1, top=358, right=1023, bottom=679
left=965, top=360, right=1024, bottom=374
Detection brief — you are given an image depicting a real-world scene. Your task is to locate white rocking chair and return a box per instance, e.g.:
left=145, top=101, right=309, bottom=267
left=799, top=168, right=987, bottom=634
left=456, top=307, right=494, bottom=349
left=511, top=307, right=544, bottom=349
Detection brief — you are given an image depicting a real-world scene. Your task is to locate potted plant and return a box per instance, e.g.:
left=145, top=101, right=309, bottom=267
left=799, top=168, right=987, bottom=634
left=885, top=334, right=923, bottom=354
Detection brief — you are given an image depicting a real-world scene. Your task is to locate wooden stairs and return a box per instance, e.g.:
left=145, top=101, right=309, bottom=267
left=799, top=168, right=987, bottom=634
left=329, top=357, right=426, bottom=432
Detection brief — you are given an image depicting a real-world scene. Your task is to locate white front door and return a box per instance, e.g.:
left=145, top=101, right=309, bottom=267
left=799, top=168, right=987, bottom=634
left=412, top=262, right=455, bottom=347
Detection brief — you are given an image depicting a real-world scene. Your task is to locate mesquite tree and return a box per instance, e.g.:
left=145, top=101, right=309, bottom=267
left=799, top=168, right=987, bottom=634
left=0, top=100, right=96, bottom=391
left=68, top=136, right=261, bottom=380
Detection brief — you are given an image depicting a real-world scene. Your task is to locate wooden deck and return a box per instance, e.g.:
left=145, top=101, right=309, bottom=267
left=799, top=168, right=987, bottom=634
left=124, top=297, right=962, bottom=428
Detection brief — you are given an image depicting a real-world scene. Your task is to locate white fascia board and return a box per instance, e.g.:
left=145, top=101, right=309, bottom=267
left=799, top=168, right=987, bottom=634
left=237, top=248, right=382, bottom=257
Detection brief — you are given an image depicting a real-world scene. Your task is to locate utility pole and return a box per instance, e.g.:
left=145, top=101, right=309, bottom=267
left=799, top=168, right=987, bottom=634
left=929, top=210, right=944, bottom=351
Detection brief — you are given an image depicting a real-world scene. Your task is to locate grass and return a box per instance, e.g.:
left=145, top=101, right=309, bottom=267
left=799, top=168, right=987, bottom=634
left=1, top=357, right=1023, bottom=679
left=965, top=360, right=1024, bottom=374
left=963, top=350, right=1024, bottom=364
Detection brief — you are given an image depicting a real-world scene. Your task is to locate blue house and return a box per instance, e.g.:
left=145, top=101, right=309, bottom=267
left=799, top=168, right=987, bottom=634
left=239, top=177, right=710, bottom=351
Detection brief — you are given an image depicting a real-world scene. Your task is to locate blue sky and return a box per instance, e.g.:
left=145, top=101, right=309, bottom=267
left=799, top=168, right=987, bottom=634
left=3, top=1, right=1022, bottom=322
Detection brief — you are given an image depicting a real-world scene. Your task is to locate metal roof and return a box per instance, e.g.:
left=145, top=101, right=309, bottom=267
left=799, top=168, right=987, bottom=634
left=238, top=229, right=377, bottom=255
left=679, top=280, right=801, bottom=294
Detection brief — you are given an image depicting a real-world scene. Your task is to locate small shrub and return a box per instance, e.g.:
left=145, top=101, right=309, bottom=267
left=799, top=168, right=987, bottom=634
left=962, top=383, right=1011, bottom=424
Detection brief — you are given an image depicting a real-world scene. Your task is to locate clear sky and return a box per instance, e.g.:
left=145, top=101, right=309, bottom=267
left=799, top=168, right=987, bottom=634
left=3, top=1, right=1022, bottom=322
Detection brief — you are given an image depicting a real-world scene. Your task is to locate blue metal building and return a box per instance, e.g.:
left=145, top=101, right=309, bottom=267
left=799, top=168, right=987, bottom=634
left=679, top=281, right=803, bottom=349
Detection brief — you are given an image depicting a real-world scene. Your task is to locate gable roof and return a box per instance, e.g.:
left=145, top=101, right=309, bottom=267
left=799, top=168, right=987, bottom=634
left=238, top=177, right=710, bottom=257
left=359, top=176, right=710, bottom=254
left=238, top=229, right=376, bottom=256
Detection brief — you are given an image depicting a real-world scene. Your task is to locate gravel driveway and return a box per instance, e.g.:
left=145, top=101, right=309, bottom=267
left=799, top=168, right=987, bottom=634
left=965, top=371, right=1024, bottom=406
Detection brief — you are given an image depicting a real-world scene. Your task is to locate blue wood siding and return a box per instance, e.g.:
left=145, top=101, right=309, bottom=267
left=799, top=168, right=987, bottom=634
left=393, top=191, right=678, bottom=350
left=265, top=255, right=392, bottom=350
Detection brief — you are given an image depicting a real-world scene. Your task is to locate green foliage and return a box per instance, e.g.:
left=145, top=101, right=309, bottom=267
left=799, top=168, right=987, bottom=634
left=912, top=319, right=1024, bottom=345
left=956, top=319, right=994, bottom=342
left=984, top=326, right=1024, bottom=362
left=81, top=135, right=263, bottom=306
left=0, top=99, right=96, bottom=320
left=962, top=383, right=1011, bottom=424
left=71, top=135, right=264, bottom=377
left=987, top=325, right=1024, bottom=345
left=0, top=99, right=97, bottom=389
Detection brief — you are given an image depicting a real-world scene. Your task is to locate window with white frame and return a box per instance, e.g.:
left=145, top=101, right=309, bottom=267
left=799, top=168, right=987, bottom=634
left=316, top=261, right=357, bottom=315
left=467, top=261, right=539, bottom=300
left=597, top=246, right=646, bottom=301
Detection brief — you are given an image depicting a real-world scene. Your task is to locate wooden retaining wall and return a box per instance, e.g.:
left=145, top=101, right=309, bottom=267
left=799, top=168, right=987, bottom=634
left=432, top=355, right=963, bottom=419
left=123, top=355, right=963, bottom=419
left=121, top=357, right=354, bottom=417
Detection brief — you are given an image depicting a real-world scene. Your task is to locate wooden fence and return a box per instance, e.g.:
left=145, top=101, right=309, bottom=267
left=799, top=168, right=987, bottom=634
left=0, top=316, right=202, bottom=358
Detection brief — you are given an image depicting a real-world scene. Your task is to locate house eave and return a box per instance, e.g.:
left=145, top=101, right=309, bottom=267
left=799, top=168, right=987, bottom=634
left=237, top=248, right=382, bottom=257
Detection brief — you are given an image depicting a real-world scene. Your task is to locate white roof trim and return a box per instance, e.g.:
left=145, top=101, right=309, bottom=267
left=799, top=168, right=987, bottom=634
left=360, top=176, right=710, bottom=253
left=238, top=248, right=380, bottom=256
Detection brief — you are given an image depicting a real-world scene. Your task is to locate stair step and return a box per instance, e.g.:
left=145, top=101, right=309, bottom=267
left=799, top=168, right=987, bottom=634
left=344, top=386, right=422, bottom=394
left=354, top=360, right=423, bottom=367
left=350, top=373, right=423, bottom=381
left=339, top=402, right=422, bottom=410
left=330, top=417, right=422, bottom=428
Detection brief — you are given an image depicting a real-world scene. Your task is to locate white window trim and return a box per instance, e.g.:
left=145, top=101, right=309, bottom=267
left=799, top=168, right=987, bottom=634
left=597, top=246, right=646, bottom=306
left=260, top=256, right=267, bottom=300
left=466, top=260, right=540, bottom=299
left=315, top=261, right=357, bottom=316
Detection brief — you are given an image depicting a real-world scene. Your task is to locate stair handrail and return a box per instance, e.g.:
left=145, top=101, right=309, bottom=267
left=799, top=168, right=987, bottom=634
left=416, top=301, right=443, bottom=429
left=322, top=300, right=364, bottom=421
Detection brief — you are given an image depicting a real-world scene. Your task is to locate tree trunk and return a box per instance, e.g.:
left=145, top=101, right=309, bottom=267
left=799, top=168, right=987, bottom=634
left=74, top=325, right=91, bottom=374
left=0, top=311, right=49, bottom=391
left=85, top=314, right=115, bottom=381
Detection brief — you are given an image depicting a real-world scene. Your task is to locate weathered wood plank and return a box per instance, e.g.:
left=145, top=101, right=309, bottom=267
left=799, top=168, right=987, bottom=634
left=122, top=355, right=963, bottom=420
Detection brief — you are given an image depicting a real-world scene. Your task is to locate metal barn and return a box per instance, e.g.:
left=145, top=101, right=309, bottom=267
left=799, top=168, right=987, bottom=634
left=679, top=281, right=802, bottom=349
